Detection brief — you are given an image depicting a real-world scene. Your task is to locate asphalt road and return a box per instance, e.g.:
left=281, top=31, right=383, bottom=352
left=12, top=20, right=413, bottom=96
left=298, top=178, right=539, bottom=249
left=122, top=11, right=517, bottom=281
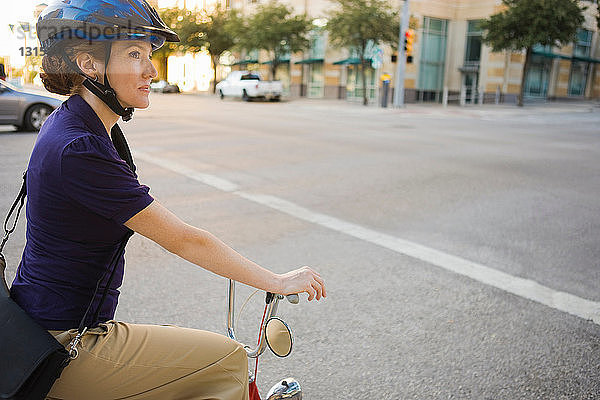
left=1, top=95, right=599, bottom=399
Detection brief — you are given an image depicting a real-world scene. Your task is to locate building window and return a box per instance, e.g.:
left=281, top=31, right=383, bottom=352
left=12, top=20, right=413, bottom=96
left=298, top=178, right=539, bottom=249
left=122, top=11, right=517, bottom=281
left=308, top=30, right=326, bottom=59
left=573, top=29, right=592, bottom=58
left=349, top=40, right=380, bottom=62
left=308, top=63, right=324, bottom=98
left=346, top=64, right=377, bottom=102
left=568, top=29, right=592, bottom=96
left=524, top=56, right=552, bottom=98
left=464, top=20, right=482, bottom=65
left=418, top=17, right=448, bottom=101
left=568, top=61, right=589, bottom=96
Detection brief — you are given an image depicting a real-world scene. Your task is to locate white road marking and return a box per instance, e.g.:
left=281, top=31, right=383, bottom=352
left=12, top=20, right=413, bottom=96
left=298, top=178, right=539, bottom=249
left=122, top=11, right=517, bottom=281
left=133, top=150, right=600, bottom=325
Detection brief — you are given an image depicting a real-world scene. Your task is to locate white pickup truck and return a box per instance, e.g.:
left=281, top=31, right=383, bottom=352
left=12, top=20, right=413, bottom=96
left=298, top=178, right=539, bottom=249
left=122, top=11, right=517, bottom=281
left=216, top=71, right=283, bottom=101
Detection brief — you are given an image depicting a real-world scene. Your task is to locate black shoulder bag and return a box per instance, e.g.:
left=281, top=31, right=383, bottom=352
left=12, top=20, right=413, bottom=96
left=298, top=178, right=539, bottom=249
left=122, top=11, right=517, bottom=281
left=0, top=124, right=136, bottom=400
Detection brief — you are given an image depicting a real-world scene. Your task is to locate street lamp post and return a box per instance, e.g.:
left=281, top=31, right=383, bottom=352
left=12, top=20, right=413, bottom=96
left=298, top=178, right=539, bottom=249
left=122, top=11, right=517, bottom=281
left=393, top=0, right=409, bottom=108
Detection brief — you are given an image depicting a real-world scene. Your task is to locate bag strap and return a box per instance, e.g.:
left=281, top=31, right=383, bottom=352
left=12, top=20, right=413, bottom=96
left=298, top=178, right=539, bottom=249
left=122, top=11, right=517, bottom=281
left=75, top=229, right=133, bottom=329
left=73, top=123, right=137, bottom=335
left=0, top=172, right=27, bottom=254
left=111, top=124, right=136, bottom=173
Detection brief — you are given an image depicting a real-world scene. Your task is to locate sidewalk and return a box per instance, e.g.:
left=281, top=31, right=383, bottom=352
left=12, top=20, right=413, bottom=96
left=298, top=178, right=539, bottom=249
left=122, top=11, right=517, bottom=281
left=183, top=90, right=600, bottom=119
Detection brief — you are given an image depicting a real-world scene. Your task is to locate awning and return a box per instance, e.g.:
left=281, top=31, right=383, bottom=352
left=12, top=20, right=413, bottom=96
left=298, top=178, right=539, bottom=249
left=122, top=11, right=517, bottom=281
left=294, top=58, right=324, bottom=64
left=232, top=59, right=259, bottom=66
left=531, top=50, right=571, bottom=60
left=262, top=59, right=290, bottom=65
left=333, top=57, right=372, bottom=65
left=572, top=55, right=600, bottom=64
left=531, top=50, right=600, bottom=64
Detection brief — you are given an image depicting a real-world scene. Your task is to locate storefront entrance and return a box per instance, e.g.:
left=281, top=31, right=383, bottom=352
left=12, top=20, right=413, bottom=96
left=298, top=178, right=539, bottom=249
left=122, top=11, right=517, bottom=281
left=307, top=63, right=324, bottom=98
left=524, top=54, right=552, bottom=98
left=346, top=64, right=377, bottom=103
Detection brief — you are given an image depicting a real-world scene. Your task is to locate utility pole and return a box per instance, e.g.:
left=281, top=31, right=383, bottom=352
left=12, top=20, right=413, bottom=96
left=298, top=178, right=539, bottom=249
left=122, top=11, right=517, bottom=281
left=393, top=0, right=409, bottom=108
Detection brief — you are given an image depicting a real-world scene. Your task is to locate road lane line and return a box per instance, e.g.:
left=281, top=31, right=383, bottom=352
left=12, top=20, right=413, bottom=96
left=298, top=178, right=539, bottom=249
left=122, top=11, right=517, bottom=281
left=133, top=150, right=600, bottom=325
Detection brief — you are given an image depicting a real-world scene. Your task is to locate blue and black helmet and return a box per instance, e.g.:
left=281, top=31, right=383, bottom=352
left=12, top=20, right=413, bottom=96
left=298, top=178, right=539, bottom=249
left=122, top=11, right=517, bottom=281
left=37, top=0, right=180, bottom=54
left=37, top=0, right=181, bottom=121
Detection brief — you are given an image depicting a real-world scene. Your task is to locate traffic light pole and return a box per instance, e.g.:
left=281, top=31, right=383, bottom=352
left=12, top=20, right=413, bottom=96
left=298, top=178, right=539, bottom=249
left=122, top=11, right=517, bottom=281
left=393, top=0, right=410, bottom=108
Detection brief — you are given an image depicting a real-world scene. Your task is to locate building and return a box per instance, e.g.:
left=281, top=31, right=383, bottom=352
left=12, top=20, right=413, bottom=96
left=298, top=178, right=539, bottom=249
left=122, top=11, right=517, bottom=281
left=224, top=0, right=600, bottom=103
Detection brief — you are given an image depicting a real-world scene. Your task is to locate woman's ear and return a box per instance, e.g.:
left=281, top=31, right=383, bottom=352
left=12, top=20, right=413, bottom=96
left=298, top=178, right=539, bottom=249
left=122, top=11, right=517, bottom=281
left=75, top=52, right=102, bottom=81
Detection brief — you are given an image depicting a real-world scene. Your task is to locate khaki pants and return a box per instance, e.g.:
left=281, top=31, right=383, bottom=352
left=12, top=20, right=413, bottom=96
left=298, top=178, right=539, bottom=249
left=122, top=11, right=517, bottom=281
left=47, top=321, right=249, bottom=400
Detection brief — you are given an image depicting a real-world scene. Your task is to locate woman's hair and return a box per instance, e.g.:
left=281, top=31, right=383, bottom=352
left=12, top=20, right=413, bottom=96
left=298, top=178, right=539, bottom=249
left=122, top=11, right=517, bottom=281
left=40, top=41, right=106, bottom=96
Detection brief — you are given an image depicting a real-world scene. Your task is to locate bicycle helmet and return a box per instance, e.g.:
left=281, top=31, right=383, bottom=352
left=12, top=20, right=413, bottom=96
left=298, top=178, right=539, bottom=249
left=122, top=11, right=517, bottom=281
left=37, top=0, right=180, bottom=121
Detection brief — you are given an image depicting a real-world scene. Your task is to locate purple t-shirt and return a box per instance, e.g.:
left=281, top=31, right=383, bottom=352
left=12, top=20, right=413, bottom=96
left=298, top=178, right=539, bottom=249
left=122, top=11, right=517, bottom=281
left=10, top=94, right=154, bottom=331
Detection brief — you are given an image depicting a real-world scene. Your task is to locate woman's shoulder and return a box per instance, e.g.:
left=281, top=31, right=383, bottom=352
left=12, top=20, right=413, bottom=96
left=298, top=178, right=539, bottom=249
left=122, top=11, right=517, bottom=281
left=61, top=132, right=112, bottom=156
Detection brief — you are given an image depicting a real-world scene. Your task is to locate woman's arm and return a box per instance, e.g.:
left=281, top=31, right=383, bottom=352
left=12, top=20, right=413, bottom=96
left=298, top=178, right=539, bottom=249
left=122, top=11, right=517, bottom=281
left=125, top=200, right=326, bottom=300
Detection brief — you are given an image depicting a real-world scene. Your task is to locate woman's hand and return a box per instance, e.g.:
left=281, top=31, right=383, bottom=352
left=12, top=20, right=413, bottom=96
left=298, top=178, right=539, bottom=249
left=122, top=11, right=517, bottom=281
left=277, top=266, right=326, bottom=301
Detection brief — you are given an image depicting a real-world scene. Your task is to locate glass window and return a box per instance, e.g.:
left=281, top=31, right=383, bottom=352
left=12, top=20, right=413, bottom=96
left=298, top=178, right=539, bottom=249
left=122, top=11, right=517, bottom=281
left=418, top=17, right=448, bottom=92
left=428, top=18, right=444, bottom=33
left=573, top=29, right=592, bottom=58
left=349, top=41, right=379, bottom=59
left=309, top=31, right=326, bottom=59
left=524, top=55, right=552, bottom=98
left=276, top=63, right=291, bottom=95
left=279, top=48, right=291, bottom=60
left=241, top=73, right=260, bottom=80
left=464, top=20, right=483, bottom=64
left=248, top=49, right=259, bottom=61
left=308, top=63, right=324, bottom=98
left=532, top=44, right=552, bottom=53
left=568, top=61, right=588, bottom=96
left=346, top=64, right=377, bottom=102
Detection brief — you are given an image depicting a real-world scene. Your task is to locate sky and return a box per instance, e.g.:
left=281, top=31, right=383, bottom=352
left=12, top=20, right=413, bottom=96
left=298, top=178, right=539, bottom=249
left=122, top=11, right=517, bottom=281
left=0, top=0, right=44, bottom=68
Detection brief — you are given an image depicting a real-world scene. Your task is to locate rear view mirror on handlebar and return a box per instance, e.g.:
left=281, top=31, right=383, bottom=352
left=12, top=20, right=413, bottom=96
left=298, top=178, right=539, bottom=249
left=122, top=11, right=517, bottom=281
left=265, top=317, right=293, bottom=358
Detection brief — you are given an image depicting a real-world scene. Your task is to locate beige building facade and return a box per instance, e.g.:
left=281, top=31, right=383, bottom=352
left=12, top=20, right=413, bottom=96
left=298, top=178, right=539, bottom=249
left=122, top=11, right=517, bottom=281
left=225, top=0, right=600, bottom=103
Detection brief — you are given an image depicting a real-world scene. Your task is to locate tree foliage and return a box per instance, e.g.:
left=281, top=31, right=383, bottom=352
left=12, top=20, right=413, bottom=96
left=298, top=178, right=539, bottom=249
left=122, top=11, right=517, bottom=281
left=326, top=0, right=399, bottom=105
left=480, top=0, right=585, bottom=106
left=237, top=1, right=313, bottom=80
left=480, top=0, right=584, bottom=52
left=157, top=6, right=239, bottom=91
left=155, top=8, right=203, bottom=80
left=197, top=5, right=241, bottom=93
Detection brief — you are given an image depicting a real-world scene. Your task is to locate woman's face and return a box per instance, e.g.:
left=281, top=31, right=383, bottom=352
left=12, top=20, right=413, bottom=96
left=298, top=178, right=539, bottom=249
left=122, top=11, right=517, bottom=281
left=104, top=40, right=157, bottom=109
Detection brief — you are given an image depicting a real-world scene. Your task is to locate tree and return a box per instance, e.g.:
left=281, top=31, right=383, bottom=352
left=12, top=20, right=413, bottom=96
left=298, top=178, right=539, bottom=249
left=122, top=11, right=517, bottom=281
left=238, top=1, right=312, bottom=81
left=156, top=7, right=204, bottom=81
left=196, top=6, right=240, bottom=93
left=326, top=0, right=399, bottom=106
left=480, top=0, right=584, bottom=106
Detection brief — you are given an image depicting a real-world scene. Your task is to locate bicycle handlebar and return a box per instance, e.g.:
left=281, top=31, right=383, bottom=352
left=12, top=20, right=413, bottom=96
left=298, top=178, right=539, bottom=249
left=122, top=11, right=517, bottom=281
left=226, top=279, right=298, bottom=358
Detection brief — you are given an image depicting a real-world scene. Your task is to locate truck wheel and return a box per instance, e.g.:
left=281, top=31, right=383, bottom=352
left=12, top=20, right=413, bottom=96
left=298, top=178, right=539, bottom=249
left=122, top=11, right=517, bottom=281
left=24, top=104, right=52, bottom=131
left=242, top=90, right=250, bottom=102
left=219, top=90, right=224, bottom=100
left=270, top=96, right=281, bottom=102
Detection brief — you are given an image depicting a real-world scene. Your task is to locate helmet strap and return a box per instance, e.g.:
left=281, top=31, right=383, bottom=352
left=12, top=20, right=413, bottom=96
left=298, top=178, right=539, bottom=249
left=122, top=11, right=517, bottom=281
left=62, top=43, right=134, bottom=122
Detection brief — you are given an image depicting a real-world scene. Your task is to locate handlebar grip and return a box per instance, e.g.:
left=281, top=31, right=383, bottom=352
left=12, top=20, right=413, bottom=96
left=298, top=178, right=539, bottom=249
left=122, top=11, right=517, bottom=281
left=286, top=294, right=299, bottom=304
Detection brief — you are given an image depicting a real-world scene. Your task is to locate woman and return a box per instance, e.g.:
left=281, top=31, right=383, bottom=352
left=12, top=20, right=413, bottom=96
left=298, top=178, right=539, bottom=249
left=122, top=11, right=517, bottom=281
left=9, top=1, right=326, bottom=399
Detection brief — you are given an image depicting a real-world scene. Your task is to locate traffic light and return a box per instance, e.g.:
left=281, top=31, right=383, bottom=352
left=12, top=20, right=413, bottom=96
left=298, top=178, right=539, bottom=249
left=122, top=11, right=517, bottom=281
left=404, top=28, right=415, bottom=63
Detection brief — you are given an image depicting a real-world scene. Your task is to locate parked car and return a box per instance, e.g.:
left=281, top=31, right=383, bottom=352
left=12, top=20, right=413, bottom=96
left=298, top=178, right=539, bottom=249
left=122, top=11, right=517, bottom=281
left=0, top=80, right=63, bottom=131
left=150, top=80, right=180, bottom=93
left=216, top=71, right=282, bottom=101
